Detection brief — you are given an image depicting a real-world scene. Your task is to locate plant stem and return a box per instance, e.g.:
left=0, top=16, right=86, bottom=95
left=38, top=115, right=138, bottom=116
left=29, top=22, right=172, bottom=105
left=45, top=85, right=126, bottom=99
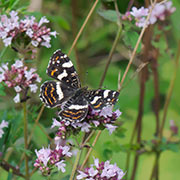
left=149, top=152, right=160, bottom=180
left=68, top=0, right=99, bottom=56
left=159, top=40, right=180, bottom=139
left=69, top=133, right=88, bottom=180
left=69, top=149, right=82, bottom=180
left=120, top=0, right=157, bottom=87
left=99, top=24, right=123, bottom=88
left=23, top=102, right=29, bottom=180
left=80, top=130, right=102, bottom=170
left=28, top=105, right=45, bottom=145
left=0, top=160, right=25, bottom=178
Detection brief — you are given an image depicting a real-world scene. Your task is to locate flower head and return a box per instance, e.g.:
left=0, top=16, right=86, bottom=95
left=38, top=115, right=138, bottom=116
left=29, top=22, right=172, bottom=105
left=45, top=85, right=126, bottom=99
left=34, top=144, right=72, bottom=176
left=77, top=158, right=125, bottom=180
left=0, top=11, right=57, bottom=55
left=0, top=60, right=41, bottom=103
left=52, top=106, right=122, bottom=139
left=124, top=1, right=176, bottom=28
left=0, top=120, right=9, bottom=138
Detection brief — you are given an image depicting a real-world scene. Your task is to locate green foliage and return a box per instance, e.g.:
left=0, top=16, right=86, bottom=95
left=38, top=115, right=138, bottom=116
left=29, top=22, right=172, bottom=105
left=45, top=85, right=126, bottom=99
left=123, top=31, right=142, bottom=53
left=0, top=0, right=180, bottom=179
left=98, top=9, right=118, bottom=23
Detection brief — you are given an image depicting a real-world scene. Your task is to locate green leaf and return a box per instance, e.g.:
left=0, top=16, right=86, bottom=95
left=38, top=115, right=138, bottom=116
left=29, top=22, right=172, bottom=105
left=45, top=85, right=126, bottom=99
left=0, top=84, right=6, bottom=96
left=61, top=175, right=70, bottom=180
left=123, top=31, right=141, bottom=53
left=7, top=171, right=13, bottom=180
left=103, top=149, right=113, bottom=159
left=167, top=143, right=179, bottom=152
left=98, top=9, right=118, bottom=22
left=9, top=0, right=20, bottom=9
left=114, top=127, right=127, bottom=138
left=0, top=47, right=7, bottom=60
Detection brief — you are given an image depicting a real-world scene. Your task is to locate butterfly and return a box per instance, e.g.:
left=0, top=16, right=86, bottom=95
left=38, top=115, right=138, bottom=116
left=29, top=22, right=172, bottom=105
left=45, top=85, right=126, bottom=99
left=39, top=50, right=119, bottom=122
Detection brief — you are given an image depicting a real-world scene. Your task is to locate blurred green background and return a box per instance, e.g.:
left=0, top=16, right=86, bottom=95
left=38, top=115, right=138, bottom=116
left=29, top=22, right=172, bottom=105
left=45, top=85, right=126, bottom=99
left=0, top=0, right=180, bottom=179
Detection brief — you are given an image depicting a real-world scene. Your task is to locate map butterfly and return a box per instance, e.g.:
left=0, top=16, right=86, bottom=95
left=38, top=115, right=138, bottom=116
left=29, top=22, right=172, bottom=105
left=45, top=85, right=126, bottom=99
left=40, top=50, right=119, bottom=122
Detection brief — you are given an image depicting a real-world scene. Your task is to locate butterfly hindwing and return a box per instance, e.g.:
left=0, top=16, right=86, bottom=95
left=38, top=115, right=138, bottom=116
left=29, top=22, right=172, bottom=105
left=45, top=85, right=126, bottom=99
left=40, top=81, right=76, bottom=108
left=85, top=89, right=119, bottom=110
left=46, top=49, right=81, bottom=88
left=40, top=49, right=120, bottom=122
left=59, top=91, right=88, bottom=122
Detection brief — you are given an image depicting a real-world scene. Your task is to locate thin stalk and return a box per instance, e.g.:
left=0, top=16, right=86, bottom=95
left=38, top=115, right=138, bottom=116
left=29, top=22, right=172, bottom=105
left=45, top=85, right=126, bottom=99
left=68, top=0, right=99, bottom=56
left=99, top=24, right=123, bottom=88
left=28, top=105, right=45, bottom=145
left=36, top=123, right=53, bottom=141
left=80, top=131, right=102, bottom=170
left=0, top=160, right=25, bottom=178
left=159, top=40, right=180, bottom=139
left=149, top=152, right=160, bottom=180
left=69, top=133, right=88, bottom=180
left=151, top=54, right=160, bottom=136
left=19, top=105, right=45, bottom=167
left=69, top=149, right=82, bottom=180
left=120, top=0, right=157, bottom=87
left=23, top=102, right=29, bottom=180
left=81, top=130, right=95, bottom=147
left=125, top=118, right=138, bottom=177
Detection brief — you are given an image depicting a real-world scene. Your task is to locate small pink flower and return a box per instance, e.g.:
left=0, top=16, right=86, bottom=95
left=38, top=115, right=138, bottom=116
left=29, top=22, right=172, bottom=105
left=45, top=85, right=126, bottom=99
left=0, top=120, right=9, bottom=138
left=77, top=158, right=125, bottom=180
left=55, top=160, right=66, bottom=172
left=13, top=93, right=20, bottom=103
left=105, top=124, right=117, bottom=134
left=29, top=84, right=38, bottom=93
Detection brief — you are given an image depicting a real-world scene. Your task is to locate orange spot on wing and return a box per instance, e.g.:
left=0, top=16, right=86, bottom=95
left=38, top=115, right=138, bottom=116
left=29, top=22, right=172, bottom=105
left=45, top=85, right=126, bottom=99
left=62, top=113, right=71, bottom=117
left=72, top=115, right=82, bottom=120
left=45, top=87, right=48, bottom=97
left=64, top=110, right=83, bottom=115
left=50, top=87, right=56, bottom=102
left=111, top=98, right=116, bottom=103
left=55, top=56, right=59, bottom=61
left=48, top=97, right=53, bottom=105
left=51, top=69, right=57, bottom=76
left=94, top=102, right=102, bottom=108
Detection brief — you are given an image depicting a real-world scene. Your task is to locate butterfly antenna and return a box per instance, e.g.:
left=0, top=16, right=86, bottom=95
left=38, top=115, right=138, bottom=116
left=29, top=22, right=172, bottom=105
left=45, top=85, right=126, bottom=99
left=84, top=71, right=88, bottom=85
left=118, top=71, right=121, bottom=93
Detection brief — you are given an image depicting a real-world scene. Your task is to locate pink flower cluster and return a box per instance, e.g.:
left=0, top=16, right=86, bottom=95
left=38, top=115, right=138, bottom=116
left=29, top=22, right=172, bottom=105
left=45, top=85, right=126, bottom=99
left=51, top=106, right=122, bottom=139
left=0, top=60, right=41, bottom=103
left=0, top=120, right=9, bottom=138
left=34, top=144, right=72, bottom=176
left=169, top=120, right=178, bottom=135
left=122, top=1, right=176, bottom=27
left=76, top=158, right=125, bottom=180
left=0, top=11, right=57, bottom=48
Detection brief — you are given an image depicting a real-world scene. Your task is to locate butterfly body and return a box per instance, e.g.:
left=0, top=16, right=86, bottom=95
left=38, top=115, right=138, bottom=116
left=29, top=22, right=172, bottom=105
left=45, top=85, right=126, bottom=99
left=40, top=50, right=119, bottom=122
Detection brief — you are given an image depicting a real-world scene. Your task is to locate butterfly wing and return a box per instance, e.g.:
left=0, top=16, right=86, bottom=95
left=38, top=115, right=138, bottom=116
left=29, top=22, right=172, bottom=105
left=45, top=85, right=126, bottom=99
left=40, top=81, right=76, bottom=108
left=59, top=92, right=88, bottom=122
left=46, top=49, right=81, bottom=88
left=85, top=89, right=119, bottom=110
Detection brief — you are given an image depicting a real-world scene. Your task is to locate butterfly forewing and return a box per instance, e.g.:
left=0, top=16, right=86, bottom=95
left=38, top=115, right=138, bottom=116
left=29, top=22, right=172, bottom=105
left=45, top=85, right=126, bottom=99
left=85, top=89, right=119, bottom=110
left=40, top=49, right=119, bottom=122
left=40, top=81, right=76, bottom=108
left=46, top=49, right=81, bottom=88
left=59, top=91, right=88, bottom=122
